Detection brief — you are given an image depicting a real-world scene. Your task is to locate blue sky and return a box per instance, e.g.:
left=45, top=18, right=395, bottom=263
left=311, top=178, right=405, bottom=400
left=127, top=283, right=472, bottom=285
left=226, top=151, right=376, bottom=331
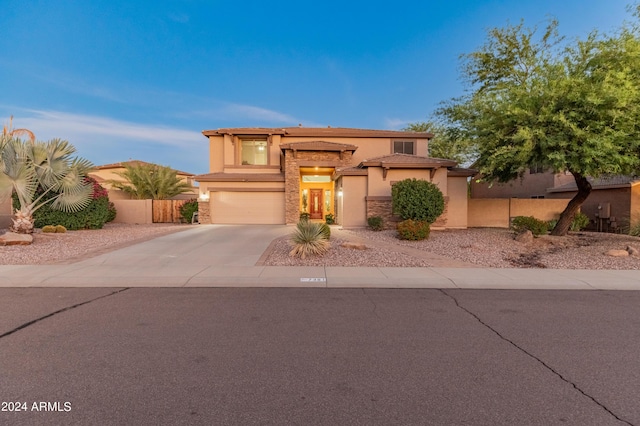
left=1, top=0, right=632, bottom=174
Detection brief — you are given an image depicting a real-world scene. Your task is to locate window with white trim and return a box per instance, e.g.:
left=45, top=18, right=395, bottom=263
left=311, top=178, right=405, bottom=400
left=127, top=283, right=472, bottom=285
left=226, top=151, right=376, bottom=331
left=240, top=138, right=268, bottom=165
left=393, top=140, right=415, bottom=155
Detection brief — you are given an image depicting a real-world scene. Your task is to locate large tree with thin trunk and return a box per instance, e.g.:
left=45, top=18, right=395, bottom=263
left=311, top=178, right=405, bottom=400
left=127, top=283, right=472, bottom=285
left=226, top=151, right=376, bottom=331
left=438, top=13, right=640, bottom=236
left=403, top=120, right=476, bottom=165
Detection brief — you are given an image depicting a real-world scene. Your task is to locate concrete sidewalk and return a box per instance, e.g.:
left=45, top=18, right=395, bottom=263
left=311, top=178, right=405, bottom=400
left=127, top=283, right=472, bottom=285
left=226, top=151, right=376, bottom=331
left=0, top=225, right=638, bottom=289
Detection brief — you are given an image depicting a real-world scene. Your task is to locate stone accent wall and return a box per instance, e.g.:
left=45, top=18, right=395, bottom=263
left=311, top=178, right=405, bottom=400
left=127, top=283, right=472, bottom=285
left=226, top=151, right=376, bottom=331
left=198, top=201, right=211, bottom=224
left=365, top=197, right=398, bottom=229
left=284, top=150, right=353, bottom=224
left=366, top=196, right=449, bottom=229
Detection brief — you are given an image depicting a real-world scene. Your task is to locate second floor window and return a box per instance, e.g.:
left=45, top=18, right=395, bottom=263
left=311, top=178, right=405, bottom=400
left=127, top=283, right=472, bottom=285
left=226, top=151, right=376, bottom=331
left=241, top=139, right=268, bottom=165
left=393, top=140, right=415, bottom=155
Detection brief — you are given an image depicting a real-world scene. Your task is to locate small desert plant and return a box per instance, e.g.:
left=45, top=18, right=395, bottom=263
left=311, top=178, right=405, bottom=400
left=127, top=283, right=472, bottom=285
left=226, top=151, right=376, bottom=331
left=289, top=221, right=330, bottom=259
left=569, top=212, right=590, bottom=231
left=396, top=219, right=431, bottom=240
left=511, top=216, right=548, bottom=236
left=41, top=225, right=67, bottom=233
left=325, top=213, right=335, bottom=225
left=299, top=212, right=310, bottom=222
left=629, top=216, right=640, bottom=237
left=319, top=222, right=331, bottom=240
left=179, top=199, right=199, bottom=223
left=367, top=216, right=384, bottom=231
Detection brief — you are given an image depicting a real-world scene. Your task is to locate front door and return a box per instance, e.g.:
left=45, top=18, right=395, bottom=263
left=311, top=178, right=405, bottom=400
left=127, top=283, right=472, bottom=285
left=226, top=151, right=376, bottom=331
left=309, top=189, right=323, bottom=219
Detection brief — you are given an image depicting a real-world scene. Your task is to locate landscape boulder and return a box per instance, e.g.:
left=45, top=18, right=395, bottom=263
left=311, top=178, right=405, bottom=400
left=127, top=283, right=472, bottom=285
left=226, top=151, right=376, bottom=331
left=605, top=249, right=629, bottom=257
left=340, top=242, right=368, bottom=250
left=514, top=230, right=534, bottom=244
left=0, top=232, right=33, bottom=246
left=627, top=246, right=639, bottom=258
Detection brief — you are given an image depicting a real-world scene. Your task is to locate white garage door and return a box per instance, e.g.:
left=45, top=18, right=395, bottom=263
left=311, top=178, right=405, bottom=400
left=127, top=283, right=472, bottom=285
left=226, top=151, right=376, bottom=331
left=211, top=192, right=285, bottom=224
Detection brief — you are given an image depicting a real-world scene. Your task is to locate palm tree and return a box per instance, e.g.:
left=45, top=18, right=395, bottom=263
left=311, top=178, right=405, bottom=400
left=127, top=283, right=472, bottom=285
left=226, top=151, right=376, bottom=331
left=0, top=136, right=94, bottom=233
left=108, top=163, right=192, bottom=200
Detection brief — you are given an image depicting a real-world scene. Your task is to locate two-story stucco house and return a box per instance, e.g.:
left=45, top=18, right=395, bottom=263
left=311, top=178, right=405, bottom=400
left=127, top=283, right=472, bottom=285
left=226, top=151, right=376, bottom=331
left=195, top=127, right=475, bottom=228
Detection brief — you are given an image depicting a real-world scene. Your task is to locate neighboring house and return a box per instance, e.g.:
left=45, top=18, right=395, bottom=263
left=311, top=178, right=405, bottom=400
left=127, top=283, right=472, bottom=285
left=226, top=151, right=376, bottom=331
left=470, top=168, right=574, bottom=199
left=547, top=175, right=640, bottom=231
left=471, top=168, right=640, bottom=231
left=90, top=160, right=198, bottom=200
left=195, top=127, right=476, bottom=228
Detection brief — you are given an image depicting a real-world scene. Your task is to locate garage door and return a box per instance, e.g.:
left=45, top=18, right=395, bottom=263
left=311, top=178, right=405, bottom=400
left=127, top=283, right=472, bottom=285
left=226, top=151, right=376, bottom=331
left=211, top=192, right=285, bottom=224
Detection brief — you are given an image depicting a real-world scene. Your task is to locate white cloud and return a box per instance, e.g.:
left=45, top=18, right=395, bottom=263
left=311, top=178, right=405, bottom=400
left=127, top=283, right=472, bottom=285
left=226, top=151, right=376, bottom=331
left=14, top=109, right=202, bottom=149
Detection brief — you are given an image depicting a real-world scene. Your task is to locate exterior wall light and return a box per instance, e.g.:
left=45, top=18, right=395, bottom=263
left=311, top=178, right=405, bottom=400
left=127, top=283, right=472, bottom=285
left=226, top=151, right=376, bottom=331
left=338, top=189, right=343, bottom=197
left=199, top=193, right=210, bottom=201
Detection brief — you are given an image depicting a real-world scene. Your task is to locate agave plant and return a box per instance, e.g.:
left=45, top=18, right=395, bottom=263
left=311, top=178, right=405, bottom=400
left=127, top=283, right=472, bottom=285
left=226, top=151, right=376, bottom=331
left=289, top=220, right=331, bottom=259
left=0, top=136, right=94, bottom=233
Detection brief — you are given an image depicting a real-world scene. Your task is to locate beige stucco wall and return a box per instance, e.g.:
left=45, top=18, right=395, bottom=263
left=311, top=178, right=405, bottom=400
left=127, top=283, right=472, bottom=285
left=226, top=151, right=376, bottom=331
left=212, top=135, right=431, bottom=174
left=446, top=177, right=469, bottom=228
left=367, top=169, right=436, bottom=197
left=111, top=200, right=153, bottom=224
left=470, top=170, right=574, bottom=199
left=631, top=184, right=640, bottom=226
left=337, top=176, right=367, bottom=228
left=468, top=198, right=571, bottom=228
left=0, top=198, right=12, bottom=229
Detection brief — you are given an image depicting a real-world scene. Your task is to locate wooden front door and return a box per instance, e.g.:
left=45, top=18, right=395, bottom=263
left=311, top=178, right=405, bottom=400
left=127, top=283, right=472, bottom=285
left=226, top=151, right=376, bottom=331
left=309, top=189, right=323, bottom=219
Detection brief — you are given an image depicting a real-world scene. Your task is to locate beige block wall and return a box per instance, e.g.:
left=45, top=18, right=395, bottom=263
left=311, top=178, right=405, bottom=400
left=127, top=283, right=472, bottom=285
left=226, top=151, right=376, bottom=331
left=0, top=198, right=12, bottom=229
left=446, top=177, right=468, bottom=228
left=468, top=198, right=571, bottom=228
left=111, top=200, right=153, bottom=224
left=337, top=176, right=367, bottom=228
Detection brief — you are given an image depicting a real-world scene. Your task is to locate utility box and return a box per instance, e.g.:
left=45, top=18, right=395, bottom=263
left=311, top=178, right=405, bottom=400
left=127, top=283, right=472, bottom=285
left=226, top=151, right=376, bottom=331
left=597, top=203, right=611, bottom=219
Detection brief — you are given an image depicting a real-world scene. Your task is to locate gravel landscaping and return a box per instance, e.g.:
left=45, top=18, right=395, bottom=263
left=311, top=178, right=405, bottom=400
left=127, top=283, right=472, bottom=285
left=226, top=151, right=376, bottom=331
left=1, top=223, right=639, bottom=269
left=262, top=227, right=640, bottom=269
left=0, top=223, right=188, bottom=265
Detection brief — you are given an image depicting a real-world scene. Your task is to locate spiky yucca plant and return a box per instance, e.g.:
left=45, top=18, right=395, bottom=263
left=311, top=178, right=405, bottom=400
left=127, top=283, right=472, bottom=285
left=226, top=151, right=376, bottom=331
left=289, top=221, right=330, bottom=259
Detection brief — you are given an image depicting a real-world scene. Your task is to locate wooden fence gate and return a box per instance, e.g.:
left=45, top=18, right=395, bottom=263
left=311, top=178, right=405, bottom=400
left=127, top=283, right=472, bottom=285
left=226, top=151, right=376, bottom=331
left=152, top=200, right=188, bottom=223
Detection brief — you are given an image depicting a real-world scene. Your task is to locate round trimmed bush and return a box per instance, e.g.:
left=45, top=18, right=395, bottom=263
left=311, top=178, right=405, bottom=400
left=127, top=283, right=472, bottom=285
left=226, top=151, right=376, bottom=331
left=397, top=219, right=431, bottom=240
left=392, top=179, right=444, bottom=223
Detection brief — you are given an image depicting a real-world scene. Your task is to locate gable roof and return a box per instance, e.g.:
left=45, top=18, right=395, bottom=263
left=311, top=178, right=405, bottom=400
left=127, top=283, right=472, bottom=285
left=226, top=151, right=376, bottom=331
left=94, top=160, right=195, bottom=177
left=279, top=140, right=358, bottom=152
left=359, top=154, right=457, bottom=169
left=203, top=127, right=433, bottom=139
left=548, top=175, right=640, bottom=192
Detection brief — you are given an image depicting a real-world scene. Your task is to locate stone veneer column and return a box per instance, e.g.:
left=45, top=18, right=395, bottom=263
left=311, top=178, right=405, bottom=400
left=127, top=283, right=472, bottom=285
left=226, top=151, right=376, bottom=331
left=197, top=201, right=211, bottom=224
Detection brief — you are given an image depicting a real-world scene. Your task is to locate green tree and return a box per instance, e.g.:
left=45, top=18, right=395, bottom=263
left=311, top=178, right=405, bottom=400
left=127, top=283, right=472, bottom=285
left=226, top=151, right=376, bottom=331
left=403, top=121, right=476, bottom=164
left=0, top=136, right=94, bottom=233
left=108, top=163, right=192, bottom=200
left=438, top=14, right=640, bottom=236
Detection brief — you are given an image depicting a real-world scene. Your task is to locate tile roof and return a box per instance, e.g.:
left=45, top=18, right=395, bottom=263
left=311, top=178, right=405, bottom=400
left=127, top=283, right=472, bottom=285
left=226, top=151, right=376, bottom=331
left=279, top=141, right=358, bottom=152
left=547, top=175, right=640, bottom=192
left=203, top=127, right=433, bottom=139
left=359, top=154, right=458, bottom=168
left=195, top=172, right=285, bottom=182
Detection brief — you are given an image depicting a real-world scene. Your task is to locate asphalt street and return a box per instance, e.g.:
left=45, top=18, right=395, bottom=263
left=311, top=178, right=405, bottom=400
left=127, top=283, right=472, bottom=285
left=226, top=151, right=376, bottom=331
left=1, top=288, right=638, bottom=425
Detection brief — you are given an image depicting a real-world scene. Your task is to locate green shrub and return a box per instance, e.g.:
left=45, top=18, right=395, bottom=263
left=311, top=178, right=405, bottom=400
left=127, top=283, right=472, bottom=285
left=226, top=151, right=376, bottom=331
left=569, top=212, right=590, bottom=231
left=16, top=177, right=112, bottom=230
left=629, top=216, right=640, bottom=237
left=392, top=179, right=444, bottom=223
left=299, top=212, right=310, bottom=222
left=55, top=225, right=67, bottom=233
left=367, top=216, right=384, bottom=231
left=106, top=202, right=117, bottom=223
left=325, top=213, right=335, bottom=225
left=42, top=225, right=57, bottom=233
left=179, top=199, right=199, bottom=223
left=511, top=216, right=548, bottom=236
left=396, top=219, right=431, bottom=240
left=289, top=221, right=331, bottom=259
